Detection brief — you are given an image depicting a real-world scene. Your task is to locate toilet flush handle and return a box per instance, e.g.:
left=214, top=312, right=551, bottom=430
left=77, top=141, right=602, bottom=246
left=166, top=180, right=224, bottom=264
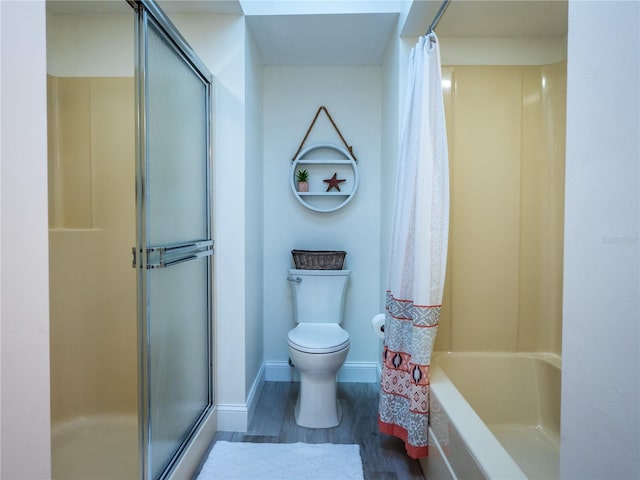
left=287, top=276, right=302, bottom=283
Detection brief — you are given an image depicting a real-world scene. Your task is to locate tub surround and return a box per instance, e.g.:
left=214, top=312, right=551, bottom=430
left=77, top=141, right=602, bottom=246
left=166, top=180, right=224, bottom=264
left=422, top=59, right=565, bottom=479
left=437, top=62, right=566, bottom=355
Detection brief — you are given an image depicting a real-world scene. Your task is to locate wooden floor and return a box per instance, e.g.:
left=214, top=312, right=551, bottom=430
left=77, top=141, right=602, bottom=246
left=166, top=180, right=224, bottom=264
left=197, top=382, right=425, bottom=480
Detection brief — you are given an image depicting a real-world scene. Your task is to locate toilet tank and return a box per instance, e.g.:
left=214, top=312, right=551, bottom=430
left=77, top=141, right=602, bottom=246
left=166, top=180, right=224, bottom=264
left=288, top=269, right=351, bottom=324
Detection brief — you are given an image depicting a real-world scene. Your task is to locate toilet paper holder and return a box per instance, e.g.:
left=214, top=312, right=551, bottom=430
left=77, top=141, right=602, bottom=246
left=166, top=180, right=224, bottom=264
left=371, top=313, right=386, bottom=339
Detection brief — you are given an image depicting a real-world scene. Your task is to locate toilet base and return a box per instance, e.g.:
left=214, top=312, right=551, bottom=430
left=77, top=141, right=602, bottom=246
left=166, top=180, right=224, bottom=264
left=287, top=343, right=349, bottom=429
left=294, top=370, right=342, bottom=428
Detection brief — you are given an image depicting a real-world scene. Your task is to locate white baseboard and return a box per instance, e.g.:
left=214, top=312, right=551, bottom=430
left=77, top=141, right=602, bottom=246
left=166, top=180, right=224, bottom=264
left=216, top=363, right=266, bottom=433
left=216, top=403, right=248, bottom=432
left=264, top=361, right=380, bottom=383
left=246, top=362, right=266, bottom=422
left=264, top=361, right=297, bottom=382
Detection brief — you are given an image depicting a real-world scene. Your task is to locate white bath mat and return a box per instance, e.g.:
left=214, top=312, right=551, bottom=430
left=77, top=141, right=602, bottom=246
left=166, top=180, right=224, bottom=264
left=196, top=441, right=364, bottom=480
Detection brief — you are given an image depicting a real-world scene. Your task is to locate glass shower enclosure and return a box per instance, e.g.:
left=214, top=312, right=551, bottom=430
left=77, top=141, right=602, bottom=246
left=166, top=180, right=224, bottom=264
left=48, top=1, right=214, bottom=479
left=132, top=2, right=214, bottom=479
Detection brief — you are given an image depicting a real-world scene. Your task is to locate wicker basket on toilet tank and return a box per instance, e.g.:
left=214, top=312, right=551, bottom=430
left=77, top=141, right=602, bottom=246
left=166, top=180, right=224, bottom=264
left=291, top=250, right=346, bottom=270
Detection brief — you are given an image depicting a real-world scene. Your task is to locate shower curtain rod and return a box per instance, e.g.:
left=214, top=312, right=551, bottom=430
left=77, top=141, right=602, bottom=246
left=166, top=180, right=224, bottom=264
left=425, top=0, right=451, bottom=35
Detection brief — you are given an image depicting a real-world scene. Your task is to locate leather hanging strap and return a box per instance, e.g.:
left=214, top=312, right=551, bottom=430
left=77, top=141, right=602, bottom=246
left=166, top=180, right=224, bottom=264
left=292, top=106, right=357, bottom=161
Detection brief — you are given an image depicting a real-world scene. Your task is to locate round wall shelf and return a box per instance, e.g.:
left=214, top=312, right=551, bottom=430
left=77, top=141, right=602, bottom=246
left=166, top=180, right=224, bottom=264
left=290, top=143, right=359, bottom=213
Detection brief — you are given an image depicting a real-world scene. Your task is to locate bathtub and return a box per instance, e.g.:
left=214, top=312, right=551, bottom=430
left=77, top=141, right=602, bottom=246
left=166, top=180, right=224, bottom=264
left=424, top=352, right=561, bottom=480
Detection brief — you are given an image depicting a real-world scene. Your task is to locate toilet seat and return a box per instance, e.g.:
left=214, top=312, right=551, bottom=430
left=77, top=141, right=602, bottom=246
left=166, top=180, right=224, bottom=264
left=287, top=323, right=350, bottom=354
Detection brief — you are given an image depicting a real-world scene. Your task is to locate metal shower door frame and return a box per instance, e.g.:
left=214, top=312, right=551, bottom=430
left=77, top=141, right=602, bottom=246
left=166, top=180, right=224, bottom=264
left=129, top=1, right=214, bottom=479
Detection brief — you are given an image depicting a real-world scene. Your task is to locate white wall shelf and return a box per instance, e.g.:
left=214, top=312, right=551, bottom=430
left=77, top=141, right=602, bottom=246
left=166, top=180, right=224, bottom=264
left=290, top=143, right=359, bottom=213
left=296, top=159, right=353, bottom=165
left=297, top=192, right=350, bottom=196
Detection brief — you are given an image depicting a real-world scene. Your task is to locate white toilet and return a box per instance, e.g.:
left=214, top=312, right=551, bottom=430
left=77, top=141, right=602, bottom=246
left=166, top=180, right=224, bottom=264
left=287, top=268, right=351, bottom=428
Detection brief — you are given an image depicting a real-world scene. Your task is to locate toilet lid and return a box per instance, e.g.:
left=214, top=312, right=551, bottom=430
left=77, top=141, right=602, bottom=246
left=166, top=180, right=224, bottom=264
left=287, top=324, right=350, bottom=354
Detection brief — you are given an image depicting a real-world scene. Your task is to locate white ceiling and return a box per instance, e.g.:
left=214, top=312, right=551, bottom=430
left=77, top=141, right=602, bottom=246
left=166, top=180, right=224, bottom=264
left=46, top=0, right=568, bottom=65
left=247, top=13, right=399, bottom=66
left=247, top=0, right=567, bottom=65
left=158, top=0, right=243, bottom=14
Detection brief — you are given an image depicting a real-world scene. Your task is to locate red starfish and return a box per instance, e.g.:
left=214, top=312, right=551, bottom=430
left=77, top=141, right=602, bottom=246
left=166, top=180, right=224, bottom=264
left=323, top=172, right=346, bottom=192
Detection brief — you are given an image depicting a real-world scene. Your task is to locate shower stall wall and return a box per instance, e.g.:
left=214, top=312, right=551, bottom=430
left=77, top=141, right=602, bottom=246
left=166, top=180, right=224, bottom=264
left=47, top=8, right=138, bottom=480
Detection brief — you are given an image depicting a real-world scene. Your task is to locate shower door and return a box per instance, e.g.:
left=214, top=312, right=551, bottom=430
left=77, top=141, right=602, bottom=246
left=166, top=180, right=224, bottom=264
left=132, top=2, right=214, bottom=479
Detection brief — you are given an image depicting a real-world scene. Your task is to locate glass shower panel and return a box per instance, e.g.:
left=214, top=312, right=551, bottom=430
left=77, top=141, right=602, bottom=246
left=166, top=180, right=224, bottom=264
left=138, top=13, right=213, bottom=480
left=146, top=22, right=208, bottom=245
left=148, top=258, right=210, bottom=480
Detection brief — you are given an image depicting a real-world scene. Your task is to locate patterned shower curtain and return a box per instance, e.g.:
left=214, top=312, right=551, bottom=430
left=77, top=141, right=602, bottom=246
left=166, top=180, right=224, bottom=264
left=378, top=32, right=449, bottom=459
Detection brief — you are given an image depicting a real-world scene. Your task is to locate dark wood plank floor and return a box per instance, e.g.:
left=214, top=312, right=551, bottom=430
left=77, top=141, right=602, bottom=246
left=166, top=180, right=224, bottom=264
left=196, top=381, right=424, bottom=480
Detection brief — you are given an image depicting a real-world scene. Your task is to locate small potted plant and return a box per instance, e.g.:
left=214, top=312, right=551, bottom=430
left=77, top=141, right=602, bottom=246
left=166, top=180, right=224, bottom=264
left=296, top=169, right=309, bottom=192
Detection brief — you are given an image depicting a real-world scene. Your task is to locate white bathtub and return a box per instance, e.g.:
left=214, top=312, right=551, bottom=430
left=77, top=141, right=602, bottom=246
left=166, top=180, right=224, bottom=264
left=424, top=352, right=561, bottom=480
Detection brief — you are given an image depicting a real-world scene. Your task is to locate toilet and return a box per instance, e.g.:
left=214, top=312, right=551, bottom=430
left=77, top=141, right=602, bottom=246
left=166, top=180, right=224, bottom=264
left=287, top=268, right=351, bottom=428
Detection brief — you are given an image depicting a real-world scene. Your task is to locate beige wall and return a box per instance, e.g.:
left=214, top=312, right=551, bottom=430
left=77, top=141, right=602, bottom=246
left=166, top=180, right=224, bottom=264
left=48, top=76, right=137, bottom=423
left=436, top=63, right=566, bottom=354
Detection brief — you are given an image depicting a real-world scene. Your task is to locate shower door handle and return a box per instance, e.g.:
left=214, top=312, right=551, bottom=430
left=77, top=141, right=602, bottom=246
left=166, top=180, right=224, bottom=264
left=132, top=240, right=214, bottom=269
left=158, top=249, right=212, bottom=269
